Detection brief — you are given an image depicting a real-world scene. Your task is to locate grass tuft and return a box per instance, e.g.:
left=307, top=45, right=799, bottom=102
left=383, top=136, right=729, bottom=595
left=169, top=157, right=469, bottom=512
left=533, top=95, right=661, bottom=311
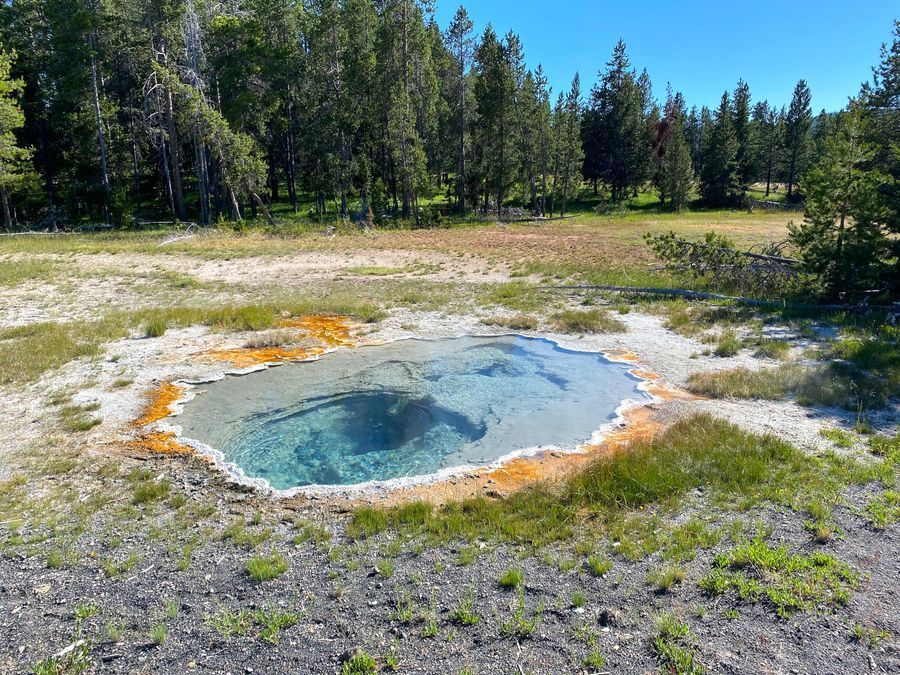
left=499, top=568, right=524, bottom=589
left=246, top=553, right=288, bottom=582
left=481, top=314, right=539, bottom=331
left=551, top=308, right=626, bottom=334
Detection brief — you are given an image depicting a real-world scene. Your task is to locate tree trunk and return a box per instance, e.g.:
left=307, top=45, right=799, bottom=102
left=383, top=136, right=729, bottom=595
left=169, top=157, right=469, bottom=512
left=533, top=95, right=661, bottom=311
left=252, top=192, right=276, bottom=227
left=457, top=56, right=467, bottom=213
left=159, top=41, right=187, bottom=222
left=1, top=186, right=11, bottom=231
left=228, top=187, right=242, bottom=221
left=89, top=44, right=111, bottom=205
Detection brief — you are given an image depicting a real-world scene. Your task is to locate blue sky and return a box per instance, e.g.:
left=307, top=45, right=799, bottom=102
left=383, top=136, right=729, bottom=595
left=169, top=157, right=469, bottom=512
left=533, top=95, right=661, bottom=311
left=433, top=0, right=897, bottom=112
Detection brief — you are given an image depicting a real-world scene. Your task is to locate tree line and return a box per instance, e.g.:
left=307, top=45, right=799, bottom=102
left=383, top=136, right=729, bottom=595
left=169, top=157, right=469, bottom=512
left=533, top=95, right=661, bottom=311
left=0, top=3, right=895, bottom=282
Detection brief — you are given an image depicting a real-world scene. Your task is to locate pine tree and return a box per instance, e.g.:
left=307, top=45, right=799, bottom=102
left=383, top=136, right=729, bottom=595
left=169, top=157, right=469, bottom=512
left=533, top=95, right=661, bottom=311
left=731, top=79, right=753, bottom=193
left=656, top=89, right=693, bottom=210
left=750, top=100, right=782, bottom=197
left=859, top=20, right=899, bottom=295
left=698, top=91, right=739, bottom=206
left=584, top=39, right=652, bottom=202
left=0, top=45, right=33, bottom=229
left=444, top=6, right=474, bottom=212
left=784, top=79, right=812, bottom=198
left=684, top=105, right=702, bottom=172
left=789, top=106, right=890, bottom=299
left=473, top=26, right=521, bottom=218
left=556, top=73, right=584, bottom=216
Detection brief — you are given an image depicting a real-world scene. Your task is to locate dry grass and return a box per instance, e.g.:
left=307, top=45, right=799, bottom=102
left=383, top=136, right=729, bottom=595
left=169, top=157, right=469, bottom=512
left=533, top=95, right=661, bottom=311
left=481, top=314, right=540, bottom=331
left=0, top=210, right=792, bottom=278
left=244, top=329, right=298, bottom=349
left=551, top=308, right=626, bottom=334
left=687, top=366, right=802, bottom=400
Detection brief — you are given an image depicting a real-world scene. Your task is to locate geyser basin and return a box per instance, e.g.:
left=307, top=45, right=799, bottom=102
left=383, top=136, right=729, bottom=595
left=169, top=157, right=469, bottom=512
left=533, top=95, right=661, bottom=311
left=177, top=336, right=650, bottom=490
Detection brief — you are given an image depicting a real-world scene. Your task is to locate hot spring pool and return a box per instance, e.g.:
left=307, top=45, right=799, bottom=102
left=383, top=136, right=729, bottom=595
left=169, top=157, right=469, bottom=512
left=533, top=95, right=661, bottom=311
left=176, top=335, right=650, bottom=490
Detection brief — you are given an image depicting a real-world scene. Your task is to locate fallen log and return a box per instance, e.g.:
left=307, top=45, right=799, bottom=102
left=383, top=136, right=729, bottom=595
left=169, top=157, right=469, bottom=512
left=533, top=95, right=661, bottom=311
left=540, top=284, right=899, bottom=312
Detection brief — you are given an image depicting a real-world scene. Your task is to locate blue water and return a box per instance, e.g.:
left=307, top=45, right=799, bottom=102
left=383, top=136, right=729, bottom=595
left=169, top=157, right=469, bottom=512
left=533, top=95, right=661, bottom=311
left=177, top=336, right=648, bottom=489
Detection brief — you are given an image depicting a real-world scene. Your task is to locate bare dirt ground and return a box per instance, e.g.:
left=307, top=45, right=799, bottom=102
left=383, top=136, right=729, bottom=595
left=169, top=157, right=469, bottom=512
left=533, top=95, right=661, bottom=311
left=1, top=234, right=898, bottom=674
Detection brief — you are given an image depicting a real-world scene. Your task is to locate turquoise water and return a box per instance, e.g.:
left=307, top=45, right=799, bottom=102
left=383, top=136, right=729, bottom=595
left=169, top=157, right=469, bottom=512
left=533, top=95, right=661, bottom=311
left=177, top=336, right=648, bottom=489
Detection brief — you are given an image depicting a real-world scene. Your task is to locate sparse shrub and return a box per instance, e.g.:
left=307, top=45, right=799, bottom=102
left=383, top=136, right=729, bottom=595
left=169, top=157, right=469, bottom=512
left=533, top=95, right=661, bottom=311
left=865, top=490, right=900, bottom=530
left=571, top=590, right=586, bottom=608
left=869, top=434, right=900, bottom=460
left=851, top=624, right=890, bottom=648
left=59, top=402, right=101, bottom=432
left=101, top=552, right=140, bottom=579
left=699, top=538, right=858, bottom=618
left=383, top=644, right=400, bottom=671
left=820, top=428, right=856, bottom=448
left=105, top=619, right=125, bottom=643
left=46, top=549, right=64, bottom=569
left=253, top=606, right=300, bottom=644
left=205, top=607, right=253, bottom=637
left=652, top=611, right=703, bottom=675
left=420, top=616, right=438, bottom=638
left=221, top=518, right=272, bottom=548
left=499, top=587, right=542, bottom=638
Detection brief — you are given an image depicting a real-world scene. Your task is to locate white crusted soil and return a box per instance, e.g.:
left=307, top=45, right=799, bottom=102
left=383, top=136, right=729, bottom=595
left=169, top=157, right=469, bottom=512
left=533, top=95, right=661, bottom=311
left=3, top=304, right=895, bottom=490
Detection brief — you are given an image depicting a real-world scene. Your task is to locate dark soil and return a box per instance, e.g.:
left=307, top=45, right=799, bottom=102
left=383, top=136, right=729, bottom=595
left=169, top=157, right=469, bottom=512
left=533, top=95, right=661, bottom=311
left=1, top=461, right=899, bottom=675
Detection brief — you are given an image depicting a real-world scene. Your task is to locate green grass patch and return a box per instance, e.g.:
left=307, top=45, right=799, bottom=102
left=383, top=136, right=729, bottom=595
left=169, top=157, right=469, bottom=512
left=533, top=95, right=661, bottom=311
left=499, top=568, right=524, bottom=589
left=481, top=282, right=547, bottom=313
left=0, top=295, right=387, bottom=385
left=652, top=612, right=704, bottom=674
left=699, top=538, right=858, bottom=618
left=59, top=402, right=101, bottom=432
left=246, top=553, right=288, bottom=582
left=865, top=490, right=899, bottom=530
left=714, top=330, right=741, bottom=357
left=647, top=565, right=687, bottom=593
left=754, top=339, right=791, bottom=360
left=0, top=258, right=57, bottom=286
left=346, top=265, right=405, bottom=276
left=820, top=428, right=856, bottom=448
left=341, top=651, right=378, bottom=675
left=132, top=479, right=171, bottom=505
left=205, top=604, right=300, bottom=643
left=587, top=554, right=613, bottom=577
left=350, top=414, right=865, bottom=550
left=221, top=518, right=272, bottom=549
